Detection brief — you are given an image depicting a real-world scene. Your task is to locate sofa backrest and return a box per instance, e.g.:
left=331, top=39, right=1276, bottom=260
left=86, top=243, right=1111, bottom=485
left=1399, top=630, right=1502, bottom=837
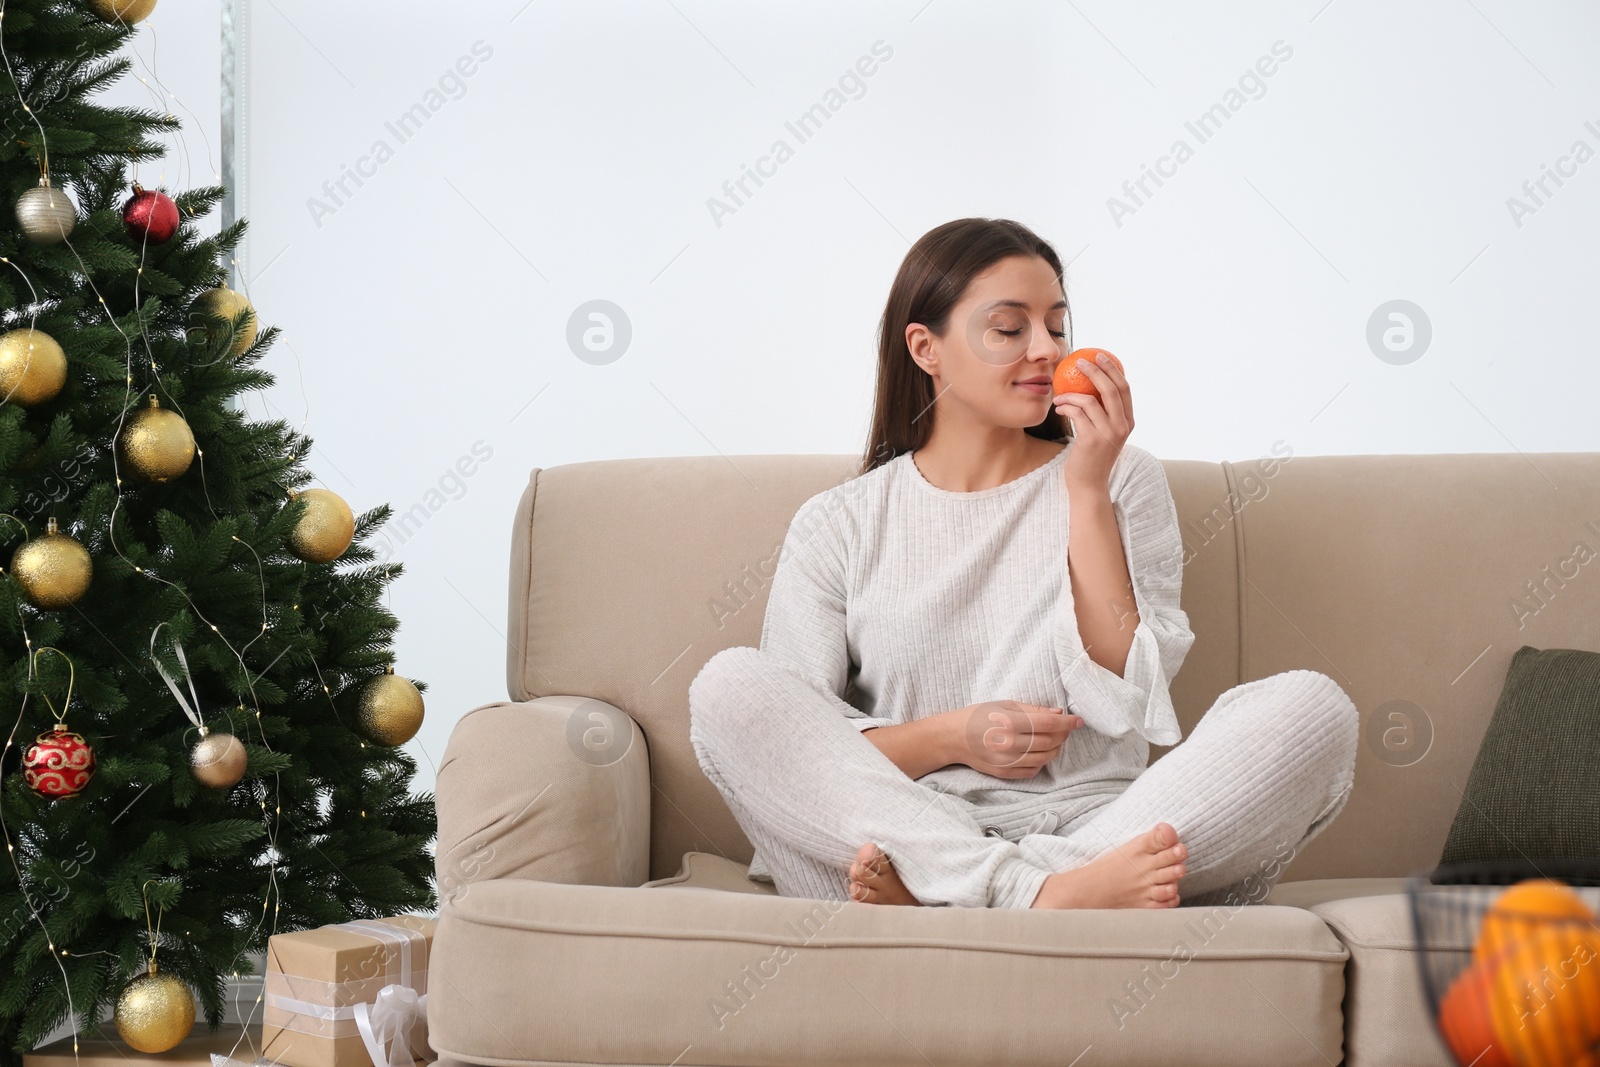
left=505, top=450, right=1600, bottom=884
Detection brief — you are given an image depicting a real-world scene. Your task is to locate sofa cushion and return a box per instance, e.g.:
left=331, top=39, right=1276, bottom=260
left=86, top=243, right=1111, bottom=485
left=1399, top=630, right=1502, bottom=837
left=1437, top=644, right=1600, bottom=879
left=432, top=875, right=1348, bottom=1067
left=641, top=850, right=779, bottom=896
left=1299, top=892, right=1459, bottom=1067
left=637, top=859, right=1501, bottom=1067
left=1263, top=876, right=1410, bottom=909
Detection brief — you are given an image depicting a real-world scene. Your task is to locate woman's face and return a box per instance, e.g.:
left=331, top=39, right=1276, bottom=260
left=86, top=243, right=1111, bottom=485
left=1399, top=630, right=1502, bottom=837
left=906, top=254, right=1068, bottom=428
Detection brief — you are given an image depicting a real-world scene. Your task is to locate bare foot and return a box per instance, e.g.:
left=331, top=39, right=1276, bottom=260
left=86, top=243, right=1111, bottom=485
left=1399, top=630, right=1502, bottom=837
left=1029, top=822, right=1187, bottom=910
left=847, top=842, right=923, bottom=905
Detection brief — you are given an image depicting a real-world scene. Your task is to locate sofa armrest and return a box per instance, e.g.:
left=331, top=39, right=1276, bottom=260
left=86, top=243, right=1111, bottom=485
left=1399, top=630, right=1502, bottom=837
left=435, top=695, right=650, bottom=900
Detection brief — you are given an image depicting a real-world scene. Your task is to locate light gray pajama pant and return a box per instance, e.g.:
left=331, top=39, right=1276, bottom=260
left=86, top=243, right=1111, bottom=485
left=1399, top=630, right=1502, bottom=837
left=688, top=646, right=1358, bottom=910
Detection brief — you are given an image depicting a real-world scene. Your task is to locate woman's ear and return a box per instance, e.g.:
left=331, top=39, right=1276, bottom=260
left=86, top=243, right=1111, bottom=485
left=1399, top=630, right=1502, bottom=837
left=905, top=322, right=938, bottom=377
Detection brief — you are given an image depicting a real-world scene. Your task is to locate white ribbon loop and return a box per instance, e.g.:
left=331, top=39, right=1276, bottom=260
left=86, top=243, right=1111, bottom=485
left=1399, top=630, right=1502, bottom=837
left=149, top=623, right=205, bottom=731
left=352, top=984, right=428, bottom=1067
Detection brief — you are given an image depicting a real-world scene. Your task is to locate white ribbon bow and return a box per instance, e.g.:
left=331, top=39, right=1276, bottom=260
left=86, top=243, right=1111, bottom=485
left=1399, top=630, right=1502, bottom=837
left=352, top=982, right=428, bottom=1067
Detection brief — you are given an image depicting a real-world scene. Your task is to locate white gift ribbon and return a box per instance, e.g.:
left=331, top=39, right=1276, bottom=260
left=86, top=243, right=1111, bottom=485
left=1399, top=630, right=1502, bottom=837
left=262, top=919, right=428, bottom=1067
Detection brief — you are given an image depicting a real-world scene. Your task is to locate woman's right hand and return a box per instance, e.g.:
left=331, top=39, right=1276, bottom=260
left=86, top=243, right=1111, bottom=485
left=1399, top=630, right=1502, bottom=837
left=943, top=700, right=1084, bottom=779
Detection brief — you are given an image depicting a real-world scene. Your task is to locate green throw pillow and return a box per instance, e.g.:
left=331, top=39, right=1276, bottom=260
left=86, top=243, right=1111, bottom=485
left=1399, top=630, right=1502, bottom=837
left=1434, top=645, right=1600, bottom=886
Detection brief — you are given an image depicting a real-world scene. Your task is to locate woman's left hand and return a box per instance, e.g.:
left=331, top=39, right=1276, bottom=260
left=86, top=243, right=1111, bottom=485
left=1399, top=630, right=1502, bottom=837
left=1055, top=352, right=1134, bottom=492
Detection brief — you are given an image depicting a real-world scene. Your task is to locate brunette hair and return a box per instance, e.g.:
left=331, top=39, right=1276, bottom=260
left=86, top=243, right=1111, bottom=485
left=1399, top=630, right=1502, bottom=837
left=859, top=218, right=1073, bottom=475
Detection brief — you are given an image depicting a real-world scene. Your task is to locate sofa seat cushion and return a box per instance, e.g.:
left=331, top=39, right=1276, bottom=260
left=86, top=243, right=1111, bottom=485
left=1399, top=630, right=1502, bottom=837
left=431, top=875, right=1349, bottom=1067
left=1297, top=891, right=1455, bottom=1067
left=641, top=850, right=779, bottom=896
left=639, top=861, right=1465, bottom=1066
left=1263, top=876, right=1411, bottom=909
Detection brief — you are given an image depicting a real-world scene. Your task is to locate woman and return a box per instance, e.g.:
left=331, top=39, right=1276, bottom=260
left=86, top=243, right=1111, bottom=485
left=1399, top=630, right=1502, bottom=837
left=687, top=218, right=1357, bottom=910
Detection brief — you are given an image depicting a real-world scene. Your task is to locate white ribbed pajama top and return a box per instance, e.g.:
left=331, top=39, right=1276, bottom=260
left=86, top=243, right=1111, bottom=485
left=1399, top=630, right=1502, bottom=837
left=757, top=439, right=1196, bottom=811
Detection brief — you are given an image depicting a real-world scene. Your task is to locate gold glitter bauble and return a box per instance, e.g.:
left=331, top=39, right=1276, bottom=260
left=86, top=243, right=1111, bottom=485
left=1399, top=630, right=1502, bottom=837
left=10, top=517, right=92, bottom=609
left=14, top=180, right=76, bottom=244
left=356, top=666, right=424, bottom=746
left=90, top=0, right=158, bottom=24
left=0, top=328, right=68, bottom=407
left=190, top=730, right=247, bottom=789
left=190, top=286, right=258, bottom=357
left=287, top=488, right=354, bottom=563
left=113, top=964, right=195, bottom=1053
left=117, top=394, right=194, bottom=483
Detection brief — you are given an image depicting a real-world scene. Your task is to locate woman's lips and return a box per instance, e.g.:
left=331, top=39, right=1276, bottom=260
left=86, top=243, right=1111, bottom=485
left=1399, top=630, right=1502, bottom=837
left=1014, top=382, right=1050, bottom=395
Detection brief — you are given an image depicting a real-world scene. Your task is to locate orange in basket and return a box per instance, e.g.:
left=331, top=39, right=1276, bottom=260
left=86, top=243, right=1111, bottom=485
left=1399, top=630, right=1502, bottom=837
left=1052, top=348, right=1123, bottom=400
left=1486, top=923, right=1600, bottom=1067
left=1437, top=951, right=1515, bottom=1067
left=1476, top=879, right=1598, bottom=965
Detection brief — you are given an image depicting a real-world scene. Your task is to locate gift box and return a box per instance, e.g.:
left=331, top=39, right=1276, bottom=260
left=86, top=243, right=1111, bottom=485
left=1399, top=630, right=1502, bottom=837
left=262, top=915, right=435, bottom=1067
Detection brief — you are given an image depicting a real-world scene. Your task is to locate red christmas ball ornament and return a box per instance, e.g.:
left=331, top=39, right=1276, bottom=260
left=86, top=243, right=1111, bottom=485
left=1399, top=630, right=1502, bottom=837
left=123, top=183, right=180, bottom=245
left=22, top=723, right=96, bottom=799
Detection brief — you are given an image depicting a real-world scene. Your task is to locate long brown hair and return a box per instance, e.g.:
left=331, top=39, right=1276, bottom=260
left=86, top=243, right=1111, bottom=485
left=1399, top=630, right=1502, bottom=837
left=859, top=218, right=1074, bottom=475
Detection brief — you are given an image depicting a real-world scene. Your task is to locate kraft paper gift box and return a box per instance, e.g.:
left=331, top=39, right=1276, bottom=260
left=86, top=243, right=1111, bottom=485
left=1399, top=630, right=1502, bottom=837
left=262, top=915, right=435, bottom=1067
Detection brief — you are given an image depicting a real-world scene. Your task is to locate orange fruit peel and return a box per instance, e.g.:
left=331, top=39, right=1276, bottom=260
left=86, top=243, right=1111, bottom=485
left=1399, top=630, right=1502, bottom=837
left=1477, top=879, right=1599, bottom=965
left=1438, top=950, right=1516, bottom=1067
left=1053, top=347, right=1123, bottom=399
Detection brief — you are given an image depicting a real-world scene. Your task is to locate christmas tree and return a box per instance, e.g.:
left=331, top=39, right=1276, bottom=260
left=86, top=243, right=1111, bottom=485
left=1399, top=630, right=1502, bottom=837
left=0, top=1, right=437, bottom=1061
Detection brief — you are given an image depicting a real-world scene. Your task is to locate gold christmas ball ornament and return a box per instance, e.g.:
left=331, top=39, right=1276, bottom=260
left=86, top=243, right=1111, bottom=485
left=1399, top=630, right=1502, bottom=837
left=116, top=394, right=195, bottom=483
left=14, top=179, right=76, bottom=244
left=189, top=286, right=258, bottom=357
left=90, top=0, right=158, bottom=24
left=287, top=487, right=354, bottom=563
left=190, top=729, right=247, bottom=789
left=0, top=328, right=68, bottom=407
left=114, top=962, right=195, bottom=1053
left=356, top=666, right=425, bottom=746
left=9, top=517, right=92, bottom=609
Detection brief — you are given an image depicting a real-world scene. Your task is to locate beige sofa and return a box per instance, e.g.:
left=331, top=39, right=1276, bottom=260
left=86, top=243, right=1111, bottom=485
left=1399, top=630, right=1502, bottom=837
left=428, top=448, right=1600, bottom=1067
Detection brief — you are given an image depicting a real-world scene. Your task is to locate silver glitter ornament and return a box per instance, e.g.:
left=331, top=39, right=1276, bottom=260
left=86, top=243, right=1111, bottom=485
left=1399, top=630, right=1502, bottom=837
left=15, top=178, right=76, bottom=245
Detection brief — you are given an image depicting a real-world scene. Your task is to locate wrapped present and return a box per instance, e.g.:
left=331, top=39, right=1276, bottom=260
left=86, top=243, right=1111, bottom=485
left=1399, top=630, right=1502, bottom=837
left=262, top=915, right=435, bottom=1067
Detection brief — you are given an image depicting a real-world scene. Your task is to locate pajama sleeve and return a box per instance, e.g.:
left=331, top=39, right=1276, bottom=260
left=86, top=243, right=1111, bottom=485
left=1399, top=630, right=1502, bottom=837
left=1055, top=445, right=1196, bottom=747
left=760, top=495, right=896, bottom=732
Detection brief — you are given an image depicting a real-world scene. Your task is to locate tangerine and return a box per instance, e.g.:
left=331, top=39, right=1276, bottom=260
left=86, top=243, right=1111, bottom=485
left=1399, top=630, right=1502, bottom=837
left=1437, top=950, right=1516, bottom=1067
left=1053, top=348, right=1123, bottom=399
left=1477, top=879, right=1599, bottom=966
left=1487, top=923, right=1600, bottom=1067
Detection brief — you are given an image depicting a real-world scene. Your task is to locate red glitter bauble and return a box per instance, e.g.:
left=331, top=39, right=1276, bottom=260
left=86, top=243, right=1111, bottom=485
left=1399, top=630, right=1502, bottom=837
left=122, top=183, right=180, bottom=245
left=22, top=723, right=96, bottom=799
